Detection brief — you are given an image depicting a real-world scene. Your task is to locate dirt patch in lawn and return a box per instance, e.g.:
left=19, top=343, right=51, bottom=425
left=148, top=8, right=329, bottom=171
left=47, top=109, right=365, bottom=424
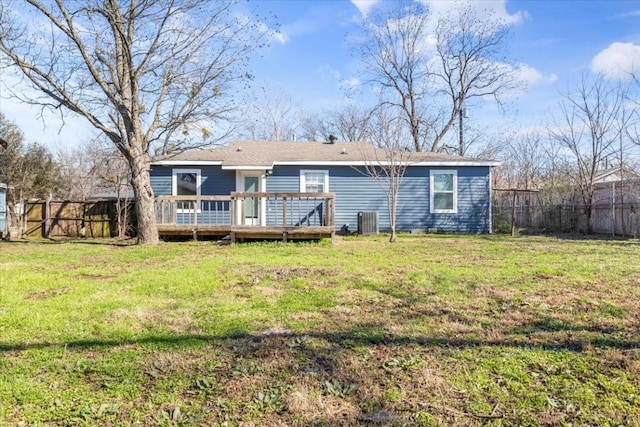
left=25, top=286, right=72, bottom=300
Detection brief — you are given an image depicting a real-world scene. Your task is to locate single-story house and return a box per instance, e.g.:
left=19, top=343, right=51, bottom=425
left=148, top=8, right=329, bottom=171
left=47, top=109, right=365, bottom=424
left=150, top=140, right=499, bottom=240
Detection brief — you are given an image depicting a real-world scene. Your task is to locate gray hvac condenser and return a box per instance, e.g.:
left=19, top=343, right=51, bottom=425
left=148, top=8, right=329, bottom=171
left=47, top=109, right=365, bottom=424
left=357, top=211, right=379, bottom=235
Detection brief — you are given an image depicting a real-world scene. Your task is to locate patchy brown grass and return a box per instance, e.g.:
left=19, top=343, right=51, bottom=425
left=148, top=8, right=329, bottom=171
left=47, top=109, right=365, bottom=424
left=1, top=235, right=639, bottom=426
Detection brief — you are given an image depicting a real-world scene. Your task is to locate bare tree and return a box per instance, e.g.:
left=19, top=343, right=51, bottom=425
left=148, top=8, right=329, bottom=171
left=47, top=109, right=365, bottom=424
left=0, top=0, right=267, bottom=243
left=297, top=112, right=324, bottom=142
left=243, top=82, right=301, bottom=141
left=548, top=74, right=628, bottom=232
left=90, top=144, right=134, bottom=238
left=299, top=104, right=374, bottom=142
left=355, top=1, right=432, bottom=152
left=359, top=107, right=413, bottom=242
left=500, top=130, right=547, bottom=190
left=56, top=145, right=102, bottom=201
left=353, top=3, right=518, bottom=153
left=57, top=140, right=134, bottom=237
left=432, top=7, right=518, bottom=155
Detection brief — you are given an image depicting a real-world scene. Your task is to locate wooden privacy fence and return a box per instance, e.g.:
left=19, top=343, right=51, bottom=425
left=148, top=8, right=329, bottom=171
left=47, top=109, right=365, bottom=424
left=23, top=199, right=129, bottom=238
left=493, top=188, right=640, bottom=237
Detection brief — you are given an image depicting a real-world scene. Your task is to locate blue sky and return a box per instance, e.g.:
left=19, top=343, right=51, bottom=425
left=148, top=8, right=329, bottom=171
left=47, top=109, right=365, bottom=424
left=1, top=0, right=639, bottom=150
left=248, top=0, right=640, bottom=132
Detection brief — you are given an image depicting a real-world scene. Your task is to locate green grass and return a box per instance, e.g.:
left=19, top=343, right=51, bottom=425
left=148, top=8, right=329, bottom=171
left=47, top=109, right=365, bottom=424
left=1, top=234, right=639, bottom=426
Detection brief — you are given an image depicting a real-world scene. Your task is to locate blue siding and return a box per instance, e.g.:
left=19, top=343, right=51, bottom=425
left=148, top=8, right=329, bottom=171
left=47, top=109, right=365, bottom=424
left=266, top=167, right=326, bottom=226
left=150, top=166, right=236, bottom=219
left=150, top=166, right=172, bottom=196
left=267, top=165, right=491, bottom=233
left=265, top=198, right=326, bottom=227
left=149, top=163, right=493, bottom=233
left=201, top=167, right=236, bottom=195
left=175, top=209, right=231, bottom=225
left=150, top=165, right=236, bottom=196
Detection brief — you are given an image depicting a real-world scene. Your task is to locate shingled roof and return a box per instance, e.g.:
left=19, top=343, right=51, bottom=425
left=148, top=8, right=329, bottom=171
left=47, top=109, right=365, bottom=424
left=153, top=140, right=499, bottom=168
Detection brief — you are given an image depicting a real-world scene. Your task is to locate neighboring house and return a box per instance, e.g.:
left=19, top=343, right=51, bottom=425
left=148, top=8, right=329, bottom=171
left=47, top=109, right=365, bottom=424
left=593, top=167, right=640, bottom=185
left=150, top=140, right=499, bottom=240
left=592, top=167, right=640, bottom=236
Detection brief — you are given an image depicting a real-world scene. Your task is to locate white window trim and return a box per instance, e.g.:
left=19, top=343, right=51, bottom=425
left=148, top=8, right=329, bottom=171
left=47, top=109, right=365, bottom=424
left=430, top=170, right=458, bottom=214
left=172, top=168, right=201, bottom=213
left=300, top=169, right=329, bottom=193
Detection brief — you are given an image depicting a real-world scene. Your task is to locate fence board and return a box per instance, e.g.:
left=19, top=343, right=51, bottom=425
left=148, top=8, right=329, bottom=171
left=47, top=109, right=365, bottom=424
left=21, top=200, right=129, bottom=238
left=494, top=198, right=640, bottom=236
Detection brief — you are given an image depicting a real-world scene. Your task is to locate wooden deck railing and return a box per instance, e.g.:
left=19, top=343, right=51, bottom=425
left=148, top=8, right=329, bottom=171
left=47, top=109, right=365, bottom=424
left=155, top=195, right=233, bottom=227
left=155, top=193, right=335, bottom=229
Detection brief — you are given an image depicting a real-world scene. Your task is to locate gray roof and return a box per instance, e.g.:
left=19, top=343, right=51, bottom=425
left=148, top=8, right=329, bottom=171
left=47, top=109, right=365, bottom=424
left=153, top=140, right=499, bottom=167
left=593, top=167, right=640, bottom=183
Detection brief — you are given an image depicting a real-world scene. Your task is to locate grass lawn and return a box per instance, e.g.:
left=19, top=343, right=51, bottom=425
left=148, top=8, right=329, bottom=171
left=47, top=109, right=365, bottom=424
left=1, top=234, right=639, bottom=426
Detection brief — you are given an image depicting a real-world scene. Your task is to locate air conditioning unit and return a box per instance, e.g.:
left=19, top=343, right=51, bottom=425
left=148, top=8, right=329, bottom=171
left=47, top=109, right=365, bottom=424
left=358, top=211, right=379, bottom=235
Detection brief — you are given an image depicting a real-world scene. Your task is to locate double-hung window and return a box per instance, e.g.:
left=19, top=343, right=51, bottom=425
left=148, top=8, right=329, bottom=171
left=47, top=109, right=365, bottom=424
left=299, top=170, right=329, bottom=226
left=172, top=168, right=201, bottom=212
left=430, top=170, right=457, bottom=213
left=300, top=170, right=329, bottom=193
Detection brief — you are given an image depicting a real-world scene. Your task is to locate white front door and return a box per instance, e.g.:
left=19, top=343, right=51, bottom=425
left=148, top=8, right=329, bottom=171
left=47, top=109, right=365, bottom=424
left=244, top=175, right=259, bottom=225
left=237, top=172, right=265, bottom=226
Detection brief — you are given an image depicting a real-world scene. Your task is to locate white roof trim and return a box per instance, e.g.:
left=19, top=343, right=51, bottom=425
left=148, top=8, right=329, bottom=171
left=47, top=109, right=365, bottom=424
left=274, top=160, right=500, bottom=167
left=152, top=160, right=223, bottom=166
left=152, top=159, right=500, bottom=168
left=221, top=165, right=273, bottom=170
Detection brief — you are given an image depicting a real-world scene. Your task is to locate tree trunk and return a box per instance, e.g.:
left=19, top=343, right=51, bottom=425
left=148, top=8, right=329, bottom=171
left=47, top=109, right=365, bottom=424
left=389, top=191, right=398, bottom=243
left=129, top=151, right=159, bottom=244
left=584, top=204, right=593, bottom=234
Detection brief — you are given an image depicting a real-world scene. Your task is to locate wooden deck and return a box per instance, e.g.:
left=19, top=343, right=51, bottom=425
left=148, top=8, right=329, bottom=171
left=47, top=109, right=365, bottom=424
left=155, top=193, right=335, bottom=242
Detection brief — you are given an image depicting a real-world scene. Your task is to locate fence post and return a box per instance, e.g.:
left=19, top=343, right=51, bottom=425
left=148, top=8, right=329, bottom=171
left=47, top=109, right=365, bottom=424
left=44, top=195, right=52, bottom=238
left=611, top=181, right=615, bottom=238
left=510, top=190, right=517, bottom=236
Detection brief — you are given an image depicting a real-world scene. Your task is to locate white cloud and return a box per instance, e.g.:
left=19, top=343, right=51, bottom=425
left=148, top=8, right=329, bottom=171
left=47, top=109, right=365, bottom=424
left=351, top=0, right=380, bottom=18
left=316, top=64, right=341, bottom=81
left=272, top=31, right=288, bottom=44
left=516, top=63, right=543, bottom=85
left=515, top=63, right=557, bottom=86
left=615, top=10, right=640, bottom=19
left=341, top=77, right=361, bottom=90
left=422, top=0, right=526, bottom=26
left=591, top=42, right=640, bottom=81
left=256, top=22, right=288, bottom=44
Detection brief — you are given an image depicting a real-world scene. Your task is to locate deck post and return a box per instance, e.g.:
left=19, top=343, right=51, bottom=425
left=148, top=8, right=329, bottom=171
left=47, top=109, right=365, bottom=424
left=282, top=197, right=287, bottom=226
left=193, top=200, right=198, bottom=226
left=231, top=196, right=236, bottom=226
